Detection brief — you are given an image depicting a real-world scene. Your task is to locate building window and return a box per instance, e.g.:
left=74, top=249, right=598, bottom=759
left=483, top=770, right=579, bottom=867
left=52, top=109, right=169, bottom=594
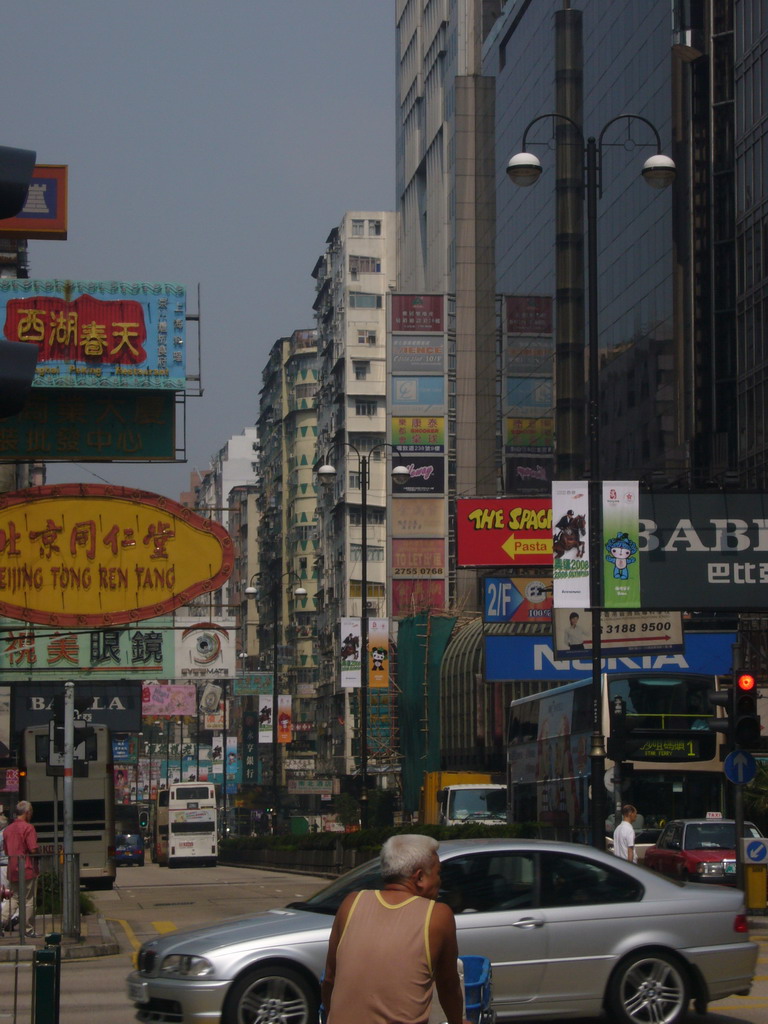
left=353, top=361, right=370, bottom=380
left=350, top=508, right=386, bottom=526
left=349, top=255, right=381, bottom=274
left=351, top=544, right=384, bottom=562
left=350, top=581, right=386, bottom=599
left=357, top=330, right=377, bottom=345
left=351, top=219, right=364, bottom=236
left=349, top=292, right=383, bottom=309
left=368, top=220, right=382, bottom=236
left=355, top=400, right=377, bottom=416
left=349, top=471, right=362, bottom=489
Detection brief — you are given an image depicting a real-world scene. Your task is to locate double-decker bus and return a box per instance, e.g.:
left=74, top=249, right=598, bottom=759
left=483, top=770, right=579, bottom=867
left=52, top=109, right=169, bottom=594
left=155, top=782, right=218, bottom=867
left=21, top=724, right=116, bottom=890
left=507, top=672, right=726, bottom=841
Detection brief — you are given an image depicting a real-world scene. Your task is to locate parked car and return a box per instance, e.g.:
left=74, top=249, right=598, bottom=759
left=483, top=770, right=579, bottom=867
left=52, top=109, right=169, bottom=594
left=126, top=838, right=757, bottom=1024
left=644, top=818, right=763, bottom=884
left=115, top=832, right=145, bottom=867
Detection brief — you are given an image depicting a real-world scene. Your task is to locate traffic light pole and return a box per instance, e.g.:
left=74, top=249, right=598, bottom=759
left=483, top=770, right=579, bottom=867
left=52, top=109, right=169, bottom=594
left=733, top=643, right=746, bottom=892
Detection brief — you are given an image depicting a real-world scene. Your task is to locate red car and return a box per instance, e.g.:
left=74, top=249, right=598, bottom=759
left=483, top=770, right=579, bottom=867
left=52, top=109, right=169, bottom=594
left=644, top=818, right=763, bottom=884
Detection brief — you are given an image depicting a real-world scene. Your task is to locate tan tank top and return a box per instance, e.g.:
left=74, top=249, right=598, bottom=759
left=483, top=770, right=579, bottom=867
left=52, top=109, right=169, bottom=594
left=327, top=889, right=436, bottom=1024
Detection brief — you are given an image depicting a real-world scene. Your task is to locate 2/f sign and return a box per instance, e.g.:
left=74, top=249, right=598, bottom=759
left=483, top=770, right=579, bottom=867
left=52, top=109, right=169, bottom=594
left=483, top=577, right=552, bottom=623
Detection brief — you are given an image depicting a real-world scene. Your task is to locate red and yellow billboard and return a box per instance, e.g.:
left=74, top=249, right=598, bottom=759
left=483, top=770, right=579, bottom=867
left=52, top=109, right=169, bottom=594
left=456, top=497, right=552, bottom=567
left=0, top=484, right=232, bottom=626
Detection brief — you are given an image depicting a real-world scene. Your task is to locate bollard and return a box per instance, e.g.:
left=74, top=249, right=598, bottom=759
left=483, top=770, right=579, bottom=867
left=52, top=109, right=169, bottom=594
left=32, top=948, right=59, bottom=1024
left=745, top=864, right=767, bottom=912
left=45, top=934, right=62, bottom=1024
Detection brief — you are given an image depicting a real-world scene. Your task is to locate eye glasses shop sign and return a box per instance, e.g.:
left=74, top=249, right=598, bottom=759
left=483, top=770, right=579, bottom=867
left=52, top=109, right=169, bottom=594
left=640, top=493, right=768, bottom=609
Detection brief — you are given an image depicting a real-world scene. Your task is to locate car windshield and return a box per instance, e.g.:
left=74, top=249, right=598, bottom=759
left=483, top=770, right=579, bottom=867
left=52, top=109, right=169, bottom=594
left=286, top=857, right=382, bottom=915
left=684, top=821, right=761, bottom=850
left=117, top=834, right=142, bottom=849
left=449, top=788, right=506, bottom=820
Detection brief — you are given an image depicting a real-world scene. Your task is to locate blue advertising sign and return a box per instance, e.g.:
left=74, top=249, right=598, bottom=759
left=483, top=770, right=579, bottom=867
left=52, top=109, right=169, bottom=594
left=484, top=631, right=735, bottom=682
left=392, top=376, right=445, bottom=412
left=0, top=279, right=186, bottom=389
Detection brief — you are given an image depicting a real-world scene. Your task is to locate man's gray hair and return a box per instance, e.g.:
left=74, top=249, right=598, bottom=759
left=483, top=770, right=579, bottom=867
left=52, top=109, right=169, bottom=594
left=15, top=800, right=32, bottom=817
left=380, top=834, right=439, bottom=881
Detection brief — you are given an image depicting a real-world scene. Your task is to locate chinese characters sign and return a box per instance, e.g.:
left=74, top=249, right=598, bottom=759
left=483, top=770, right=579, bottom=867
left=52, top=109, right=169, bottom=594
left=392, top=416, right=445, bottom=452
left=391, top=294, right=444, bottom=333
left=0, top=614, right=172, bottom=678
left=0, top=390, right=175, bottom=461
left=0, top=484, right=233, bottom=627
left=0, top=279, right=186, bottom=388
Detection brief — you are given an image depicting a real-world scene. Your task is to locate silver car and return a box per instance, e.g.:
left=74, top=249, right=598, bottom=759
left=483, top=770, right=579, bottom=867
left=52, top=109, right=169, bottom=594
left=127, top=838, right=757, bottom=1024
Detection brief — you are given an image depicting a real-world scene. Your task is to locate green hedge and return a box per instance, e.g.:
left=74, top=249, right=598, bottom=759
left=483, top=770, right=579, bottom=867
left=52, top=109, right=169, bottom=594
left=220, top=822, right=538, bottom=859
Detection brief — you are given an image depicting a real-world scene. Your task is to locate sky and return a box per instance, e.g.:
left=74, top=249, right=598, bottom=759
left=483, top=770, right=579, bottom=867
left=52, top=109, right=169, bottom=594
left=2, top=0, right=395, bottom=499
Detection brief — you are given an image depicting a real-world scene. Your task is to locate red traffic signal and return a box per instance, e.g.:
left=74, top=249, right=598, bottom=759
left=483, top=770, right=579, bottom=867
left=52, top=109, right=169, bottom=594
left=733, top=672, right=761, bottom=748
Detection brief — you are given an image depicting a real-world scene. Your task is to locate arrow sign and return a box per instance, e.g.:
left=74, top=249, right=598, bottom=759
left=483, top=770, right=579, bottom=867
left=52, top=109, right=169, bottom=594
left=741, top=838, right=768, bottom=863
left=724, top=749, right=758, bottom=785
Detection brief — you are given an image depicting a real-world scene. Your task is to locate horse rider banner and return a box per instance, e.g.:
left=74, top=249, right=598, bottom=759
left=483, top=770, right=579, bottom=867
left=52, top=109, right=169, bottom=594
left=552, top=483, right=589, bottom=607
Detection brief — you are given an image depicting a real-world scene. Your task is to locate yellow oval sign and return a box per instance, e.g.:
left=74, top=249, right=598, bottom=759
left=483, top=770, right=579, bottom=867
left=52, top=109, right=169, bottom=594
left=0, top=484, right=233, bottom=626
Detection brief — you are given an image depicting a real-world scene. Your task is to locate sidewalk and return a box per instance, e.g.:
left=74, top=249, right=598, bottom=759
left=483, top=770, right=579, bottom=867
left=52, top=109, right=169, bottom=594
left=0, top=916, right=120, bottom=961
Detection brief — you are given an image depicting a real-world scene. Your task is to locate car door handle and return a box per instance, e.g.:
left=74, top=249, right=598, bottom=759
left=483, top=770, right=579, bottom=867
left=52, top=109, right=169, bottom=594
left=512, top=917, right=544, bottom=929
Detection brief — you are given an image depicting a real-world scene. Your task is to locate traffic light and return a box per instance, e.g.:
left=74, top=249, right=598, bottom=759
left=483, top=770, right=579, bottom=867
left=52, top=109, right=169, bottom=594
left=708, top=683, right=733, bottom=748
left=0, top=339, right=38, bottom=419
left=607, top=696, right=627, bottom=761
left=733, top=672, right=761, bottom=749
left=0, top=144, right=36, bottom=219
left=138, top=809, right=149, bottom=830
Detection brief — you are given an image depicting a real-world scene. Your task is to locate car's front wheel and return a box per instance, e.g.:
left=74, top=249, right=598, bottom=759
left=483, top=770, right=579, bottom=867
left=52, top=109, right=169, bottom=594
left=606, top=950, right=690, bottom=1024
left=223, top=965, right=319, bottom=1024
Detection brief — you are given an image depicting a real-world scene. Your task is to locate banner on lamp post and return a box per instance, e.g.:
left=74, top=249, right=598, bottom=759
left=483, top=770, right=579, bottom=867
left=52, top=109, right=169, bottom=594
left=368, top=618, right=389, bottom=688
left=552, top=483, right=590, bottom=607
left=602, top=482, right=640, bottom=608
left=277, top=695, right=292, bottom=743
left=340, top=617, right=361, bottom=688
left=257, top=695, right=274, bottom=743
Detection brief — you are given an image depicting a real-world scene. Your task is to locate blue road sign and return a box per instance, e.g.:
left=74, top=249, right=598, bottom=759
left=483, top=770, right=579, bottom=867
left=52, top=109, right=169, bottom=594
left=743, top=839, right=768, bottom=864
left=724, top=749, right=758, bottom=785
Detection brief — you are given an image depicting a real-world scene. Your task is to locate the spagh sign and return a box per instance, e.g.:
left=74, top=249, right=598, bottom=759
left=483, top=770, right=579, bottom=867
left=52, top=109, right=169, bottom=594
left=456, top=498, right=552, bottom=566
left=0, top=484, right=232, bottom=626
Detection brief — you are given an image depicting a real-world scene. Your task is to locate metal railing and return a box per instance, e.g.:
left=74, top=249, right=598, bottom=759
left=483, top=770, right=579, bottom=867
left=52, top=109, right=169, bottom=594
left=1, top=854, right=80, bottom=942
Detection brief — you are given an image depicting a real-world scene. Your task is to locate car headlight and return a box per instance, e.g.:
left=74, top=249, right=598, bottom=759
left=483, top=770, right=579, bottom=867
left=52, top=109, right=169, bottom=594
left=695, top=862, right=724, bottom=876
left=160, top=954, right=214, bottom=977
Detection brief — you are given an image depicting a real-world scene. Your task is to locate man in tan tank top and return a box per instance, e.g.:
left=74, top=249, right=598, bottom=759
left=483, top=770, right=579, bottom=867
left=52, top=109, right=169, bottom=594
left=322, top=834, right=470, bottom=1024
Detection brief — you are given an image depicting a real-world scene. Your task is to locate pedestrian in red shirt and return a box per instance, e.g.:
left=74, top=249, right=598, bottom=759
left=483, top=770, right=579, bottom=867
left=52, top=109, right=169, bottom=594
left=3, top=801, right=40, bottom=937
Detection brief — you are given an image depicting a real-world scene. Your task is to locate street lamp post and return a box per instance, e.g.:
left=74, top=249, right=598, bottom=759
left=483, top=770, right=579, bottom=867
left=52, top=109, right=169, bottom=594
left=245, top=571, right=306, bottom=832
left=317, top=445, right=410, bottom=827
left=508, top=113, right=675, bottom=849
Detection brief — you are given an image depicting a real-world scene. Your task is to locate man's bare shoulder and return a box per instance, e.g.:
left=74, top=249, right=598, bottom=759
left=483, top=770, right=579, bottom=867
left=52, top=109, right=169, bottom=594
left=429, top=901, right=456, bottom=926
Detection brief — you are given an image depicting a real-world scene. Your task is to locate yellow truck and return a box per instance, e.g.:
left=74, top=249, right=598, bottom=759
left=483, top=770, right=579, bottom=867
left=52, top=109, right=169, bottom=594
left=419, top=771, right=507, bottom=827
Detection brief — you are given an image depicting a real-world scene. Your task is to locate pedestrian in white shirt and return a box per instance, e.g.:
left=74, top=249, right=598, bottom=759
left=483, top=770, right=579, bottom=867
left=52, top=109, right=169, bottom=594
left=613, top=804, right=638, bottom=861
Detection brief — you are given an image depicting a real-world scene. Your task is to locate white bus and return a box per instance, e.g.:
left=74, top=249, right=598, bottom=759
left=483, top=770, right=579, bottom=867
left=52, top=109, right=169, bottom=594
left=155, top=782, right=218, bottom=867
left=21, top=724, right=116, bottom=890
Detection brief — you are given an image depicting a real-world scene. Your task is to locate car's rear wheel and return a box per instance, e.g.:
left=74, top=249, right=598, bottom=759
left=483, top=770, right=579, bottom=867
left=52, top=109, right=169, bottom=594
left=606, top=951, right=689, bottom=1024
left=223, top=965, right=318, bottom=1024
